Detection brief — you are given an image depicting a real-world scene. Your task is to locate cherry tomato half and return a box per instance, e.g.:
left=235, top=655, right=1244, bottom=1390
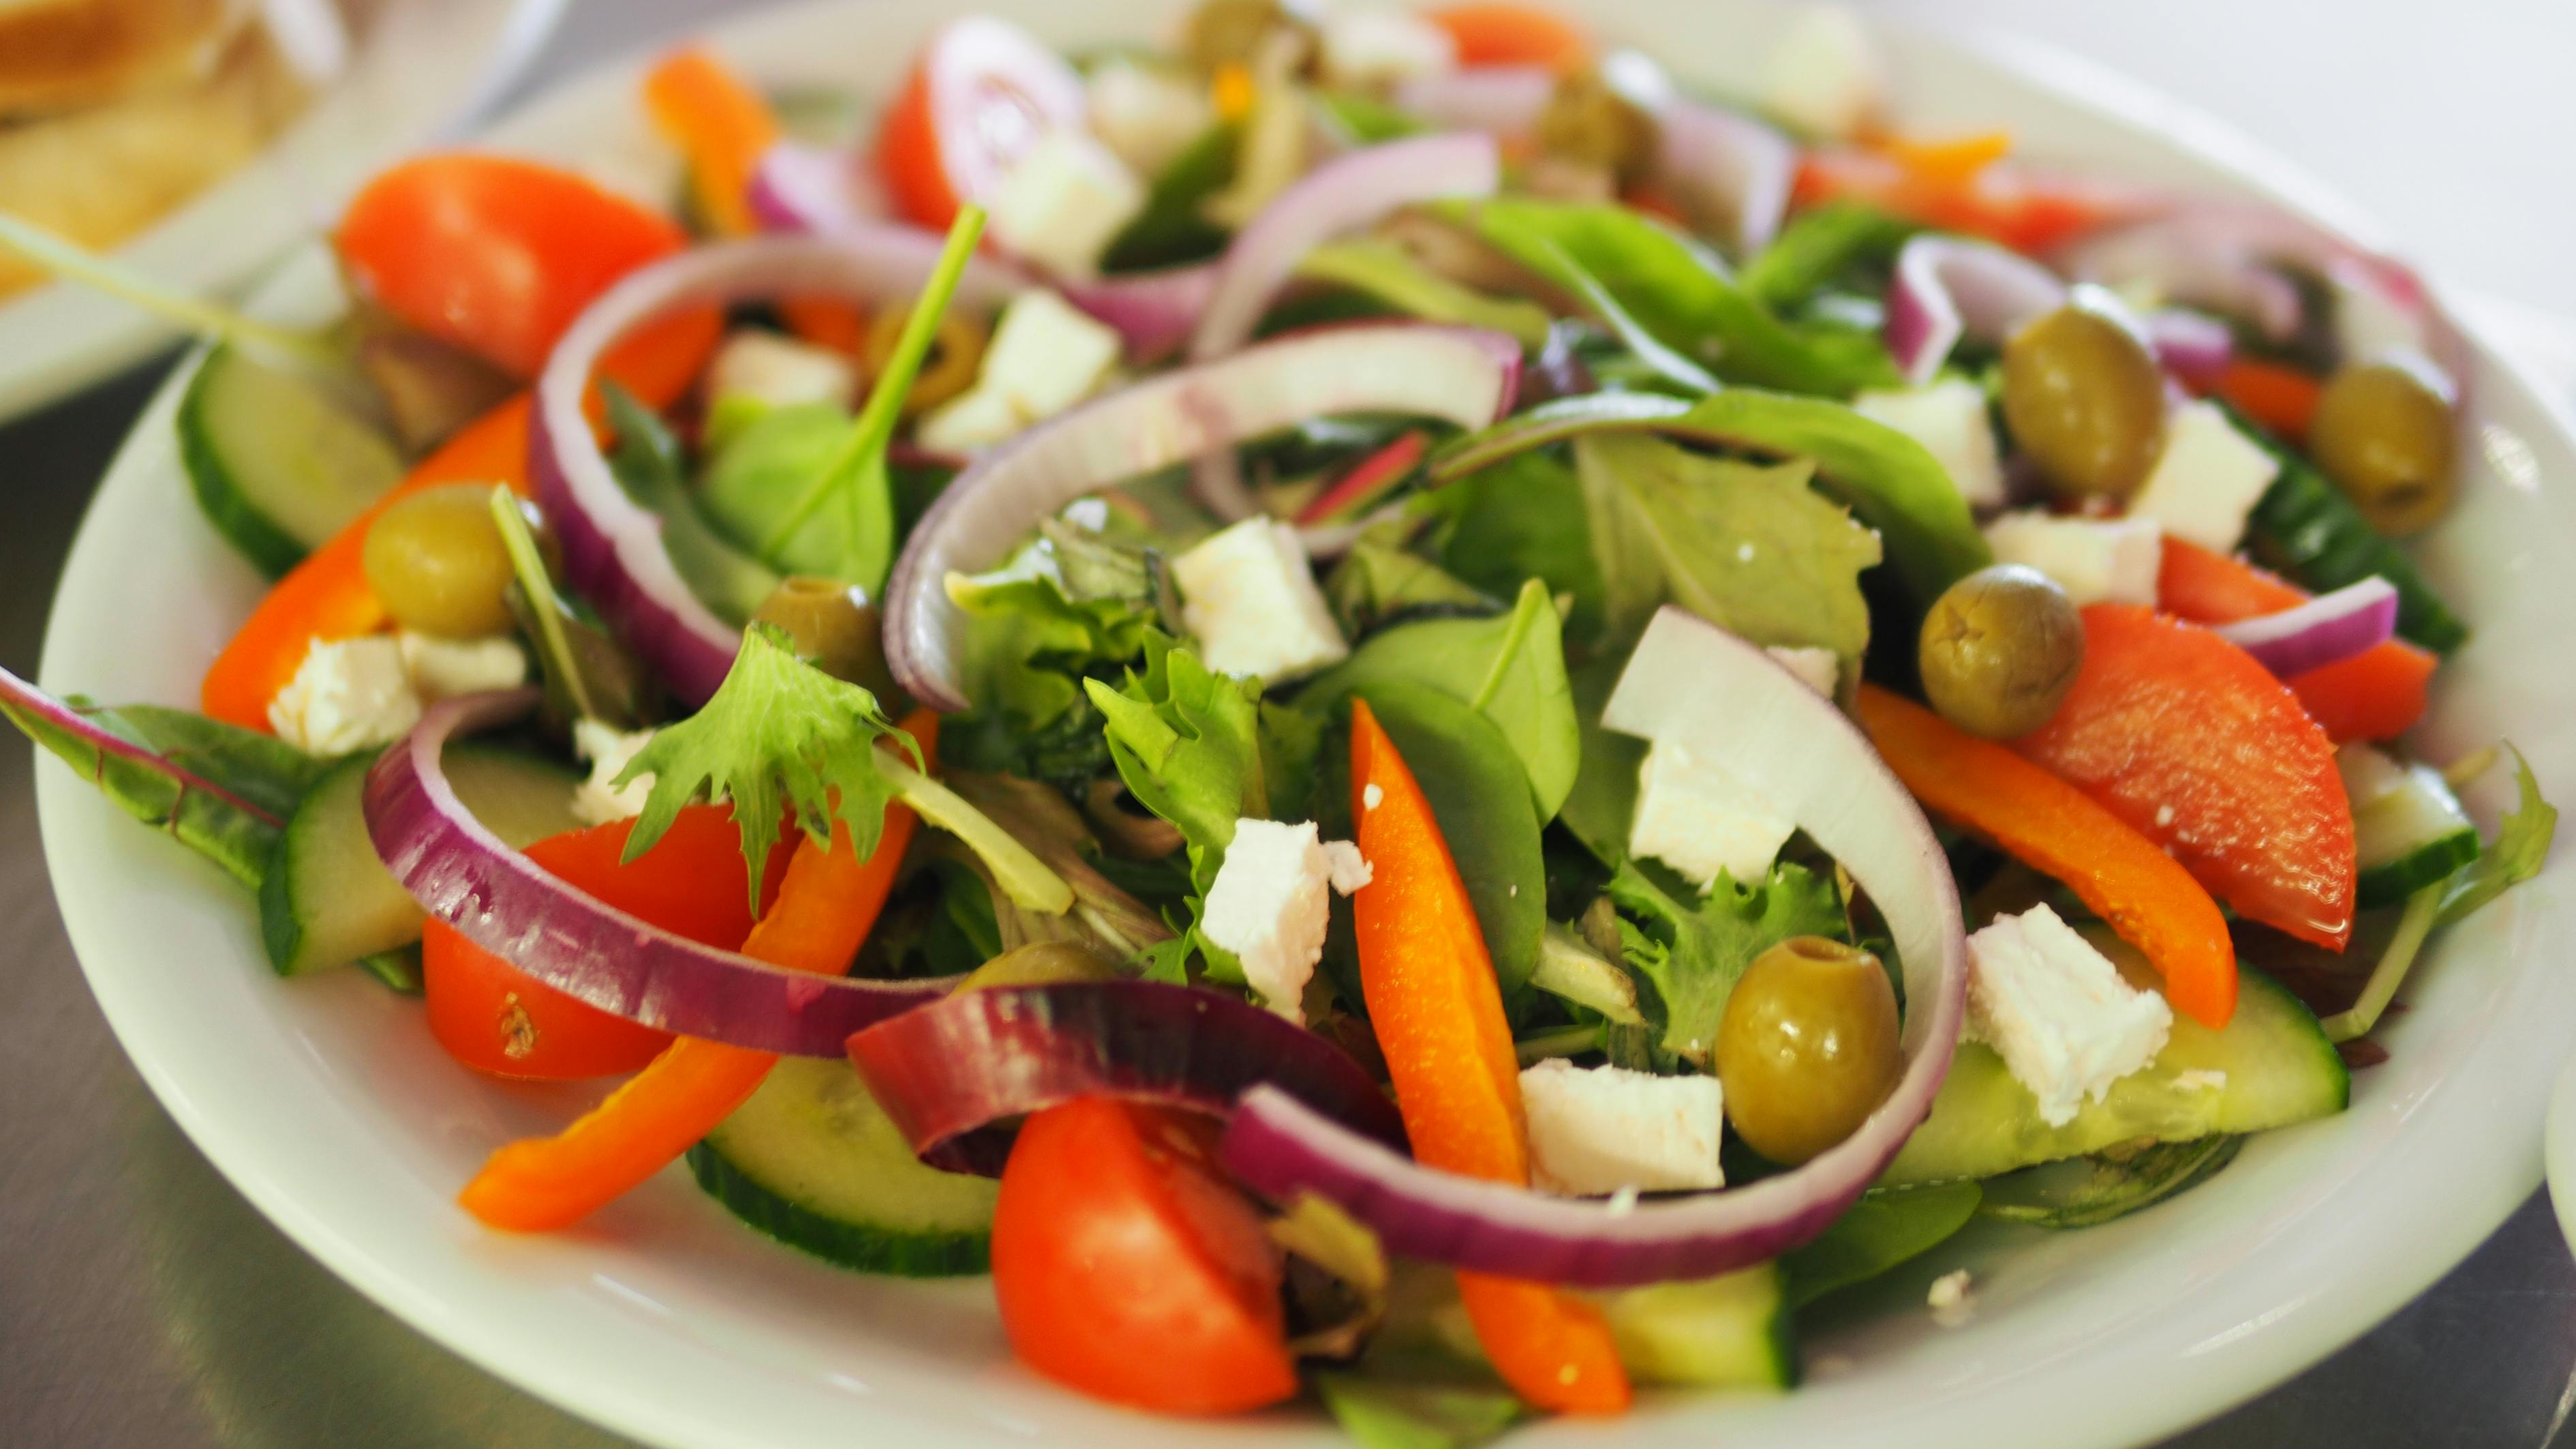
left=874, top=16, right=1085, bottom=230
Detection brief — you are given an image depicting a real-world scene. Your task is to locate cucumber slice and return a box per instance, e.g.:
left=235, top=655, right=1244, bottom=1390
left=1976, top=1135, right=2243, bottom=1230
left=180, top=344, right=405, bottom=578
left=258, top=746, right=582, bottom=977
left=2235, top=414, right=2467, bottom=654
left=689, top=1056, right=998, bottom=1276
left=2343, top=744, right=2480, bottom=907
left=1884, top=945, right=2347, bottom=1187
left=1590, top=1264, right=1794, bottom=1390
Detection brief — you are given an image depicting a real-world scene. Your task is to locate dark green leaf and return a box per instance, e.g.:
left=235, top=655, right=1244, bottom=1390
left=1783, top=1182, right=1981, bottom=1305
left=600, top=382, right=780, bottom=624
left=1559, top=653, right=1644, bottom=867
left=1102, top=121, right=1239, bottom=272
left=697, top=401, right=894, bottom=587
left=1314, top=1374, right=1522, bottom=1449
left=1977, top=1135, right=2241, bottom=1230
left=1420, top=448, right=1604, bottom=640
left=1739, top=201, right=1916, bottom=312
left=1324, top=540, right=1497, bottom=637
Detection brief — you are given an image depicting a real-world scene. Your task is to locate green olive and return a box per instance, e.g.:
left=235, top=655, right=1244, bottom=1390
left=1918, top=564, right=2086, bottom=739
left=2308, top=352, right=2457, bottom=537
left=859, top=306, right=990, bottom=417
left=750, top=576, right=898, bottom=698
left=1715, top=936, right=1902, bottom=1165
left=1182, top=0, right=1317, bottom=74
left=361, top=484, right=522, bottom=637
left=959, top=939, right=1124, bottom=992
left=2002, top=288, right=2168, bottom=501
left=1534, top=67, right=1661, bottom=187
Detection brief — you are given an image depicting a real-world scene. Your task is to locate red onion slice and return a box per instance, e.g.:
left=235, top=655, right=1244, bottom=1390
left=1057, top=262, right=1222, bottom=363
left=845, top=979, right=1407, bottom=1175
left=2055, top=220, right=2304, bottom=345
left=1219, top=606, right=1967, bottom=1287
left=2143, top=307, right=2234, bottom=390
left=1655, top=100, right=1797, bottom=258
left=1189, top=132, right=1501, bottom=361
left=746, top=140, right=884, bottom=234
left=533, top=234, right=1025, bottom=705
left=2211, top=577, right=2399, bottom=678
left=363, top=690, right=955, bottom=1054
left=1885, top=234, right=2068, bottom=385
left=1392, top=66, right=1554, bottom=134
left=885, top=322, right=1523, bottom=712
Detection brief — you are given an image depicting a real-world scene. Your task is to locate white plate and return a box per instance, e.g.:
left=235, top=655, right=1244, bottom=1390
left=31, top=3, right=2576, bottom=1446
left=0, top=0, right=568, bottom=423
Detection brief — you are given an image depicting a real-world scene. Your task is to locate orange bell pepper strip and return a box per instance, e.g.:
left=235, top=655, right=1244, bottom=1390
left=1347, top=698, right=1630, bottom=1415
left=1855, top=685, right=2239, bottom=1028
left=2206, top=356, right=2324, bottom=442
left=457, top=714, right=936, bottom=1232
left=197, top=306, right=722, bottom=731
left=1877, top=130, right=2014, bottom=187
left=2156, top=538, right=2434, bottom=742
left=643, top=47, right=865, bottom=352
left=1424, top=3, right=1593, bottom=70
left=1792, top=147, right=2144, bottom=254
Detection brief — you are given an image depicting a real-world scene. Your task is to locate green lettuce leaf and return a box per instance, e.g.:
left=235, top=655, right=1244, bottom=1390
left=600, top=382, right=780, bottom=625
left=945, top=523, right=1169, bottom=790
left=1295, top=238, right=1554, bottom=349
left=1302, top=579, right=1581, bottom=819
left=1608, top=858, right=1845, bottom=1065
left=1441, top=196, right=1897, bottom=396
left=1574, top=430, right=1881, bottom=661
left=1324, top=540, right=1497, bottom=637
left=2439, top=745, right=2557, bottom=926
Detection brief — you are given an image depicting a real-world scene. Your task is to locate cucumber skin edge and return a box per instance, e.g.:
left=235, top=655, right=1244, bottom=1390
left=178, top=354, right=308, bottom=582
left=685, top=1142, right=993, bottom=1279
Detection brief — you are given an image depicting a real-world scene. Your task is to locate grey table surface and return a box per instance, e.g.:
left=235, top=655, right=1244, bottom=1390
left=7, top=2, right=2576, bottom=1446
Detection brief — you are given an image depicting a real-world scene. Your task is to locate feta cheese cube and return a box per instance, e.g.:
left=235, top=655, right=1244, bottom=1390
left=1927, top=1268, right=1975, bottom=1326
left=398, top=632, right=528, bottom=702
left=1520, top=1059, right=1726, bottom=1196
left=1086, top=60, right=1212, bottom=179
left=1199, top=819, right=1366, bottom=1022
left=1764, top=645, right=1839, bottom=699
left=988, top=129, right=1146, bottom=281
left=1982, top=510, right=2162, bottom=606
left=1627, top=738, right=1796, bottom=891
left=269, top=636, right=421, bottom=755
left=2327, top=262, right=2427, bottom=364
left=1853, top=379, right=2006, bottom=508
left=572, top=720, right=659, bottom=825
left=2126, top=401, right=2280, bottom=552
left=1759, top=5, right=1886, bottom=141
left=1321, top=9, right=1458, bottom=89
left=704, top=329, right=857, bottom=414
left=1173, top=517, right=1349, bottom=683
left=1963, top=904, right=2173, bottom=1127
left=919, top=290, right=1126, bottom=452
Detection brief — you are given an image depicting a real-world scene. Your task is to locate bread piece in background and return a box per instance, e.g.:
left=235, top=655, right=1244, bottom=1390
left=0, top=0, right=257, bottom=118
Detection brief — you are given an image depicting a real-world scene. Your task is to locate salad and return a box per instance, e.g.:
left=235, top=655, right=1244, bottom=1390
left=5, top=1, right=2558, bottom=1440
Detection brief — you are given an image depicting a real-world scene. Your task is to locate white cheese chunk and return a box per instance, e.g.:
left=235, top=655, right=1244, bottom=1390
left=1086, top=60, right=1212, bottom=179
left=1174, top=517, right=1349, bottom=683
left=1199, top=819, right=1366, bottom=1022
left=1853, top=379, right=2006, bottom=508
left=1963, top=904, right=2173, bottom=1128
left=1927, top=1268, right=1975, bottom=1326
left=919, top=290, right=1126, bottom=452
left=572, top=720, right=659, bottom=826
left=988, top=129, right=1146, bottom=281
left=1628, top=738, right=1796, bottom=891
left=704, top=329, right=856, bottom=414
left=269, top=636, right=421, bottom=756
left=1759, top=5, right=1886, bottom=142
left=1520, top=1059, right=1726, bottom=1196
left=398, top=632, right=527, bottom=702
left=1764, top=645, right=1839, bottom=699
left=2328, top=262, right=2427, bottom=365
left=1321, top=9, right=1458, bottom=89
left=2126, top=400, right=2280, bottom=552
left=1982, top=510, right=2162, bottom=606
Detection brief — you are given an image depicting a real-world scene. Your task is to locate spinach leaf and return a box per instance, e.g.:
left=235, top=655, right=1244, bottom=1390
left=1558, top=653, right=1644, bottom=867
left=1441, top=196, right=1897, bottom=396
left=1977, top=1136, right=2240, bottom=1230
left=1783, top=1182, right=1981, bottom=1306
left=1739, top=200, right=1916, bottom=312
left=1314, top=1373, right=1522, bottom=1449
left=945, top=526, right=1168, bottom=791
left=1101, top=121, right=1239, bottom=272
left=600, top=382, right=780, bottom=624
left=1296, top=239, right=1555, bottom=349
left=1303, top=579, right=1581, bottom=819
left=697, top=401, right=894, bottom=586
left=1420, top=448, right=1604, bottom=639
left=1574, top=431, right=1882, bottom=662
left=1324, top=540, right=1497, bottom=637
left=1607, top=858, right=1844, bottom=1065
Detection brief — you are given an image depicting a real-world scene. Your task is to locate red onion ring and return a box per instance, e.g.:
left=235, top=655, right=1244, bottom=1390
left=532, top=234, right=1025, bottom=705
left=1885, top=234, right=2068, bottom=385
left=2143, top=307, right=2235, bottom=391
left=1217, top=607, right=1966, bottom=1287
left=2211, top=577, right=2399, bottom=678
left=363, top=690, right=955, bottom=1054
left=1189, top=132, right=1501, bottom=361
left=2055, top=220, right=2304, bottom=344
left=885, top=322, right=1523, bottom=712
left=1057, top=262, right=1222, bottom=363
left=845, top=979, right=1407, bottom=1176
left=746, top=140, right=883, bottom=234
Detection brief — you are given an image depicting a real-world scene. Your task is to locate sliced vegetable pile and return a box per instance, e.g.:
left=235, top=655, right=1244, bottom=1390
left=7, top=3, right=2556, bottom=1444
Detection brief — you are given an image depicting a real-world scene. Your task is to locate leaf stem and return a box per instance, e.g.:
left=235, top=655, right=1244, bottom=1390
left=0, top=212, right=346, bottom=375
left=488, top=487, right=597, bottom=722
left=883, top=757, right=1075, bottom=915
left=2319, top=883, right=2444, bottom=1043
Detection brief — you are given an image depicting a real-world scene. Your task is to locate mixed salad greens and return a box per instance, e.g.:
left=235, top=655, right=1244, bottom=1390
left=5, top=1, right=2560, bottom=1439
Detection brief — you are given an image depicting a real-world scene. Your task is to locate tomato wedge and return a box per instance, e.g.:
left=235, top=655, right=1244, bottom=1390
left=991, top=1097, right=1298, bottom=1416
left=2016, top=605, right=2357, bottom=949
left=2156, top=538, right=2435, bottom=743
left=874, top=16, right=1085, bottom=230
left=337, top=155, right=693, bottom=379
left=1424, top=4, right=1593, bottom=69
left=424, top=804, right=789, bottom=1079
